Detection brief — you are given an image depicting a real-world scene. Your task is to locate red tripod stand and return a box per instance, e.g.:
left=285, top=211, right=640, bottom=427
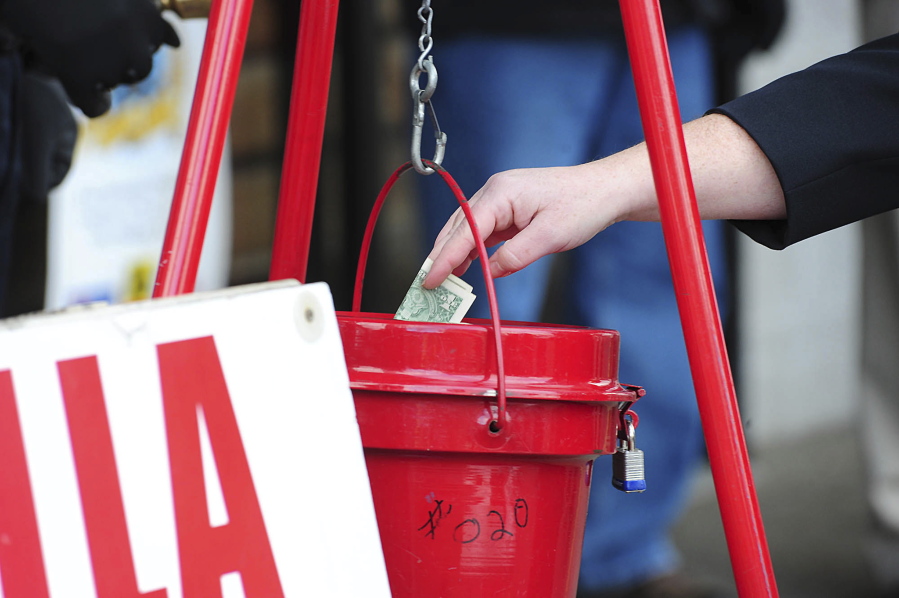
left=153, top=1, right=779, bottom=596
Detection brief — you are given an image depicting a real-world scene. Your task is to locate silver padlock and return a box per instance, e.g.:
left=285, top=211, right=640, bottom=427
left=612, top=417, right=646, bottom=493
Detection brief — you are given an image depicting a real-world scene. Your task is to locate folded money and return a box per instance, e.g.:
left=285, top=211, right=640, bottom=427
left=395, top=258, right=476, bottom=323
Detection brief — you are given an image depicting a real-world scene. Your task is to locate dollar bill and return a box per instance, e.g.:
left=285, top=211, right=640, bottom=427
left=395, top=258, right=476, bottom=323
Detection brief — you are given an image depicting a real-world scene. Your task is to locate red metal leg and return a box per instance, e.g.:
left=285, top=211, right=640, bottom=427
left=153, top=0, right=254, bottom=298
left=268, top=0, right=340, bottom=284
left=618, top=1, right=779, bottom=595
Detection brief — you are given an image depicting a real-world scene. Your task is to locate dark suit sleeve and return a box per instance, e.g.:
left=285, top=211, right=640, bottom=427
left=708, top=32, right=899, bottom=249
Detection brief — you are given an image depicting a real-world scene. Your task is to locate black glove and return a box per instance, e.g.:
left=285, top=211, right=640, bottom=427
left=20, top=71, right=77, bottom=203
left=1, top=0, right=180, bottom=117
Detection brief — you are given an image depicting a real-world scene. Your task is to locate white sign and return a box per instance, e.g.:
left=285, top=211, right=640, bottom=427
left=0, top=281, right=391, bottom=598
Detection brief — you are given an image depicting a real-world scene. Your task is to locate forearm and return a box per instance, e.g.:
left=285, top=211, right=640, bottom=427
left=424, top=113, right=786, bottom=287
left=606, top=113, right=786, bottom=224
left=428, top=32, right=899, bottom=287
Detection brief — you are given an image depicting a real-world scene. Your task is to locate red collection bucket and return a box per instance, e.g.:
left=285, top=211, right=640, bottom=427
left=338, top=313, right=639, bottom=597
left=340, top=162, right=642, bottom=597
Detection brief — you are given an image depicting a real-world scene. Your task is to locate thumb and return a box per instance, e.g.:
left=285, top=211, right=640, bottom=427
left=161, top=19, right=181, bottom=48
left=63, top=82, right=112, bottom=118
left=487, top=226, right=554, bottom=279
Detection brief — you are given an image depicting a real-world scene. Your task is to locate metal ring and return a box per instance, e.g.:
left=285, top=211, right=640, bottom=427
left=410, top=58, right=438, bottom=103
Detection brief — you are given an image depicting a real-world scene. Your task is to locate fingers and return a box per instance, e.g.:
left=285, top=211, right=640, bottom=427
left=124, top=17, right=178, bottom=85
left=143, top=0, right=181, bottom=49
left=429, top=207, right=466, bottom=255
left=64, top=14, right=178, bottom=117
left=131, top=16, right=179, bottom=80
left=423, top=210, right=489, bottom=289
left=487, top=220, right=558, bottom=279
left=122, top=51, right=154, bottom=84
left=161, top=18, right=181, bottom=48
left=423, top=189, right=533, bottom=288
left=425, top=209, right=547, bottom=288
left=61, top=77, right=112, bottom=117
left=423, top=175, right=524, bottom=289
left=422, top=165, right=611, bottom=290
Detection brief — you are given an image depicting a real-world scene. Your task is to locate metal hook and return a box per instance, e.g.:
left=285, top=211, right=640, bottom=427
left=410, top=58, right=447, bottom=175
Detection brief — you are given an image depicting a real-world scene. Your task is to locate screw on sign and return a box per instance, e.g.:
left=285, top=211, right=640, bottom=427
left=418, top=497, right=529, bottom=544
left=0, top=337, right=284, bottom=598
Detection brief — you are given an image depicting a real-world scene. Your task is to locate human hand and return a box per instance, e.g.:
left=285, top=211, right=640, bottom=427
left=3, top=0, right=180, bottom=117
left=423, top=150, right=657, bottom=289
left=422, top=115, right=787, bottom=290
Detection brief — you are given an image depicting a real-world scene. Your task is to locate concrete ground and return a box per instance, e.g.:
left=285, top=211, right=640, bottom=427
left=673, top=424, right=877, bottom=598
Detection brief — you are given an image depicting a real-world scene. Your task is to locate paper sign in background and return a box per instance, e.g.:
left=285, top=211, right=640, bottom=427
left=45, top=19, right=231, bottom=310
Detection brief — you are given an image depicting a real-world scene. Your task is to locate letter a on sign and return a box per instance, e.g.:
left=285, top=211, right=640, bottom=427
left=157, top=336, right=284, bottom=598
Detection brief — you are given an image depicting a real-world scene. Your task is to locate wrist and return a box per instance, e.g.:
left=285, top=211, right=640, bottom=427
left=587, top=142, right=658, bottom=224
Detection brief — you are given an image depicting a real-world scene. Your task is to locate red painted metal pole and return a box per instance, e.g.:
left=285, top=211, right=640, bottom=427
left=153, top=0, right=254, bottom=298
left=268, top=0, right=340, bottom=284
left=618, top=1, right=779, bottom=596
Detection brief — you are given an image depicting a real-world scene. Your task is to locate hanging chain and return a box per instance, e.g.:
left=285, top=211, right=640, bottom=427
left=416, top=0, right=434, bottom=71
left=410, top=0, right=446, bottom=175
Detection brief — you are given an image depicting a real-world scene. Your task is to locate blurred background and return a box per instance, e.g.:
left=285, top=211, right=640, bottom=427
left=6, top=0, right=895, bottom=595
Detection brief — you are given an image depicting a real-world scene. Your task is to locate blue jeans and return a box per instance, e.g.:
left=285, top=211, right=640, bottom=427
left=417, top=28, right=728, bottom=590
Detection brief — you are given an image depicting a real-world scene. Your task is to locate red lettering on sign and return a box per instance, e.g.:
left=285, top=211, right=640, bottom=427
left=58, top=356, right=167, bottom=598
left=158, top=337, right=284, bottom=598
left=0, top=370, right=51, bottom=598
